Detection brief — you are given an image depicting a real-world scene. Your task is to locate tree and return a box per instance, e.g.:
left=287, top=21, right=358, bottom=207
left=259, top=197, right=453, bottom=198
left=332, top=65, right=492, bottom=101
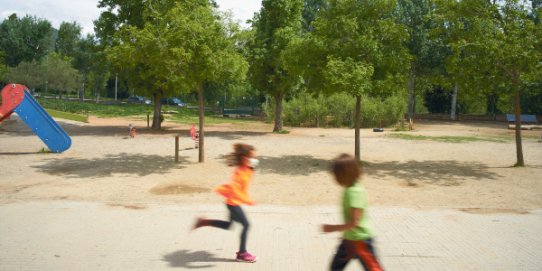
left=0, top=14, right=53, bottom=67
left=3, top=52, right=79, bottom=96
left=396, top=0, right=448, bottom=121
left=3, top=60, right=44, bottom=89
left=95, top=0, right=146, bottom=47
left=43, top=53, right=80, bottom=97
left=108, top=0, right=247, bottom=162
left=286, top=0, right=409, bottom=160
left=55, top=22, right=82, bottom=58
left=248, top=0, right=304, bottom=132
left=302, top=0, right=328, bottom=32
left=436, top=0, right=541, bottom=166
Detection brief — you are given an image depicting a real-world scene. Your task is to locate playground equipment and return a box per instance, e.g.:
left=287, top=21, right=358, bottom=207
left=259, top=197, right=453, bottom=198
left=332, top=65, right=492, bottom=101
left=0, top=84, right=71, bottom=153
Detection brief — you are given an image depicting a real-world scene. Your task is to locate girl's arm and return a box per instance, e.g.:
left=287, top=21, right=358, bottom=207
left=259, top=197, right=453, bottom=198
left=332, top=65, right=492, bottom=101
left=322, top=208, right=362, bottom=233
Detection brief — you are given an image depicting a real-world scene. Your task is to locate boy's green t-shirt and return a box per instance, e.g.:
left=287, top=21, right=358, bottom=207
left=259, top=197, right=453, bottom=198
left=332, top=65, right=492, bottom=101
left=342, top=182, right=374, bottom=240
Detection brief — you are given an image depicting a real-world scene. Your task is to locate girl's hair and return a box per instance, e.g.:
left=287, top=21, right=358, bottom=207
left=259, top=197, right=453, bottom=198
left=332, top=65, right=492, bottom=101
left=330, top=153, right=362, bottom=187
left=227, top=143, right=255, bottom=166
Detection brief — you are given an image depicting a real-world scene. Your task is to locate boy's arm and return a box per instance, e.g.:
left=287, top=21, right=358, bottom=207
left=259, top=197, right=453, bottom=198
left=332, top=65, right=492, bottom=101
left=322, top=208, right=362, bottom=233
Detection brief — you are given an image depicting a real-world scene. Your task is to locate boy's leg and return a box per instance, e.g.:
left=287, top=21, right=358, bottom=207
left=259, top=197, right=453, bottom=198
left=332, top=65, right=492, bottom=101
left=350, top=239, right=383, bottom=271
left=330, top=240, right=351, bottom=271
left=227, top=205, right=250, bottom=252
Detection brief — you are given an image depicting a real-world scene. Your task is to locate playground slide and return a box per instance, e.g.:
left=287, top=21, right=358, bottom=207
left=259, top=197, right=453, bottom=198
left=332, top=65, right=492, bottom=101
left=1, top=84, right=71, bottom=153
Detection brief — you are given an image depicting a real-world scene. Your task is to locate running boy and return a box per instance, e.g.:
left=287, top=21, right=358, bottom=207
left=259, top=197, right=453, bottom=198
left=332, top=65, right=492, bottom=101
left=322, top=153, right=384, bottom=271
left=192, top=143, right=259, bottom=263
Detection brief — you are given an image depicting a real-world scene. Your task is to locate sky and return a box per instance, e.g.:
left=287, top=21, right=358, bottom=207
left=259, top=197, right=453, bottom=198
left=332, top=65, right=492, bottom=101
left=0, top=0, right=262, bottom=35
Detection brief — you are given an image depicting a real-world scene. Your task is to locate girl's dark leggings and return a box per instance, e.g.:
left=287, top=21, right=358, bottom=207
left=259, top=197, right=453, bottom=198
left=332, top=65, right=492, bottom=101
left=207, top=204, right=250, bottom=253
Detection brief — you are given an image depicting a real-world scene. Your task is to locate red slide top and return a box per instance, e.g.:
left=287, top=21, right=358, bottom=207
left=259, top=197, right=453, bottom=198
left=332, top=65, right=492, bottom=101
left=0, top=84, right=26, bottom=122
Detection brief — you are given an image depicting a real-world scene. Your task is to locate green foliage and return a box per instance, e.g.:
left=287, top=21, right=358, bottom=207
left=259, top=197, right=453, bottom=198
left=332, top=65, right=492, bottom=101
left=248, top=0, right=304, bottom=131
left=55, top=22, right=82, bottom=57
left=39, top=98, right=149, bottom=117
left=3, top=52, right=79, bottom=95
left=0, top=14, right=53, bottom=67
left=45, top=108, right=88, bottom=123
left=107, top=0, right=247, bottom=130
left=263, top=91, right=407, bottom=128
left=424, top=86, right=451, bottom=113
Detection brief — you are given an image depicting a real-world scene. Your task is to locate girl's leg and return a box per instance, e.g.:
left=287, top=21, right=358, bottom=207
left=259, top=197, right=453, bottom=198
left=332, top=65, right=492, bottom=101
left=227, top=205, right=250, bottom=253
left=193, top=205, right=234, bottom=230
left=330, top=240, right=351, bottom=271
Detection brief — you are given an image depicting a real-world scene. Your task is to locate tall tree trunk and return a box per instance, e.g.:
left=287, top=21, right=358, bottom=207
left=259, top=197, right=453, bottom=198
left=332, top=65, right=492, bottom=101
left=273, top=93, right=284, bottom=132
left=151, top=92, right=162, bottom=130
left=451, top=83, right=458, bottom=120
left=513, top=76, right=524, bottom=167
left=407, top=61, right=415, bottom=121
left=354, top=95, right=361, bottom=161
left=198, top=81, right=205, bottom=163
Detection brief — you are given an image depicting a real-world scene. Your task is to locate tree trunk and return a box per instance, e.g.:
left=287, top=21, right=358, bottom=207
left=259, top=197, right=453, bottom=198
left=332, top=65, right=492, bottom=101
left=198, top=81, right=205, bottom=163
left=407, top=61, right=415, bottom=121
left=513, top=76, right=524, bottom=167
left=273, top=93, right=284, bottom=132
left=151, top=92, right=162, bottom=130
left=354, top=95, right=361, bottom=161
left=451, top=83, right=458, bottom=120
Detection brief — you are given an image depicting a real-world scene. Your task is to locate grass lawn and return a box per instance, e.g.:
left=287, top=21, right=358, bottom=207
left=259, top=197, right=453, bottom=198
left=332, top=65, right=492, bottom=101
left=46, top=109, right=89, bottom=123
left=38, top=98, right=259, bottom=125
left=389, top=133, right=511, bottom=143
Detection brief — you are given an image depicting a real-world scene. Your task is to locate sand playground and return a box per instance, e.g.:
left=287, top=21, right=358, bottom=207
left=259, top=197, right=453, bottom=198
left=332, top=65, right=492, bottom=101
left=1, top=115, right=541, bottom=212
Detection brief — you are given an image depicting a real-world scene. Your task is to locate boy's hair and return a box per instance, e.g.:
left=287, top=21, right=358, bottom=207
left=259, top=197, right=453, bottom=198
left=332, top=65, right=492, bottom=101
left=331, top=153, right=361, bottom=187
left=228, top=143, right=255, bottom=166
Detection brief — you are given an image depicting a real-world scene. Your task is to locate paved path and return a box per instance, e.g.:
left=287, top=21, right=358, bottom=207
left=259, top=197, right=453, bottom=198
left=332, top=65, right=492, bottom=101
left=1, top=201, right=541, bottom=270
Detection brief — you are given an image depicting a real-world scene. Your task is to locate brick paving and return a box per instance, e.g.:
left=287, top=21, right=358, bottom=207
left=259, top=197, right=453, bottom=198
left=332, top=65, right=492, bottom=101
left=1, top=201, right=541, bottom=270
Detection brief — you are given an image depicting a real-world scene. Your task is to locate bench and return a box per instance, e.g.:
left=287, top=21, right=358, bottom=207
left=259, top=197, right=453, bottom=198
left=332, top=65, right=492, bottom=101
left=506, top=114, right=540, bottom=130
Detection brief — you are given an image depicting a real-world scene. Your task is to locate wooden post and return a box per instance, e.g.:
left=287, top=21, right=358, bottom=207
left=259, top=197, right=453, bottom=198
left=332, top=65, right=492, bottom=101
left=175, top=135, right=179, bottom=163
left=147, top=113, right=150, bottom=128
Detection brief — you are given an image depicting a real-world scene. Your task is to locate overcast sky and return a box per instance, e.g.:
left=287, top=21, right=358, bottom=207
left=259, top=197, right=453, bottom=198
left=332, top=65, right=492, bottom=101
left=0, top=0, right=262, bottom=35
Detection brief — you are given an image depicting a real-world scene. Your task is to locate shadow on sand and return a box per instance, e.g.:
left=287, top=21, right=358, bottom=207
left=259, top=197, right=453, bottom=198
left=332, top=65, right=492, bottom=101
left=32, top=153, right=189, bottom=178
left=1, top=117, right=268, bottom=139
left=257, top=155, right=330, bottom=176
left=365, top=160, right=502, bottom=186
left=162, top=250, right=236, bottom=269
left=256, top=155, right=502, bottom=187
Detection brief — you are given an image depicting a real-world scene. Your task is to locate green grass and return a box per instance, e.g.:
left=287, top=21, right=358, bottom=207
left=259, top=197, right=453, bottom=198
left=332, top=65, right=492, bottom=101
left=37, top=98, right=258, bottom=125
left=46, top=109, right=88, bottom=123
left=38, top=147, right=52, bottom=153
left=389, top=133, right=510, bottom=143
left=273, top=129, right=290, bottom=134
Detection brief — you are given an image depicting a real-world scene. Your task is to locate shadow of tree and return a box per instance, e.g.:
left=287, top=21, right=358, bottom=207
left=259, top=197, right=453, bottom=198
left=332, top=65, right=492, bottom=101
left=32, top=153, right=189, bottom=178
left=257, top=155, right=330, bottom=176
left=365, top=160, right=502, bottom=186
left=1, top=117, right=268, bottom=138
left=162, top=250, right=236, bottom=269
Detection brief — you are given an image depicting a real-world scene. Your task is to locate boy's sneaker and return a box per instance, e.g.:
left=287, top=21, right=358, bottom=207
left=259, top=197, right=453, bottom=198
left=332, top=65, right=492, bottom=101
left=236, top=251, right=257, bottom=263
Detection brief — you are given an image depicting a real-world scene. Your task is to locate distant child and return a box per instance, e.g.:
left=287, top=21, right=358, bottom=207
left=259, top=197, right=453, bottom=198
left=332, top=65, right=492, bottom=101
left=192, top=143, right=259, bottom=263
left=189, top=124, right=198, bottom=148
left=128, top=124, right=136, bottom=138
left=322, top=154, right=383, bottom=271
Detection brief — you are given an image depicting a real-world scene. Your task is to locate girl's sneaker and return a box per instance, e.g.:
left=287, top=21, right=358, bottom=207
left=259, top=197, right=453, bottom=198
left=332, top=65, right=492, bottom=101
left=236, top=251, right=257, bottom=263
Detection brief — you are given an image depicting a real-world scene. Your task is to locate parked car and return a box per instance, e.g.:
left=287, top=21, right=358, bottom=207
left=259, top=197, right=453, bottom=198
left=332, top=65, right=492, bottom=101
left=160, top=97, right=186, bottom=107
left=127, top=96, right=151, bottom=105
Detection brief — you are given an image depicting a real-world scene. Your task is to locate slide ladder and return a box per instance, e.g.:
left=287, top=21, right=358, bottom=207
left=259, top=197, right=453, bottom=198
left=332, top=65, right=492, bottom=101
left=0, top=84, right=71, bottom=153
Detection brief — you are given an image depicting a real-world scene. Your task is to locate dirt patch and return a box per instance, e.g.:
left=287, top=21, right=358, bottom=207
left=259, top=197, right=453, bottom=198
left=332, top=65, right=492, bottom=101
left=108, top=203, right=147, bottom=210
left=150, top=184, right=209, bottom=195
left=458, top=208, right=530, bottom=215
left=1, top=117, right=542, bottom=209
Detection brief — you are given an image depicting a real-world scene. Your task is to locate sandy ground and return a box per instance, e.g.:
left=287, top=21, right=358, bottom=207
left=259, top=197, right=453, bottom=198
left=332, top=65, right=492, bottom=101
left=1, top=115, right=541, bottom=212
